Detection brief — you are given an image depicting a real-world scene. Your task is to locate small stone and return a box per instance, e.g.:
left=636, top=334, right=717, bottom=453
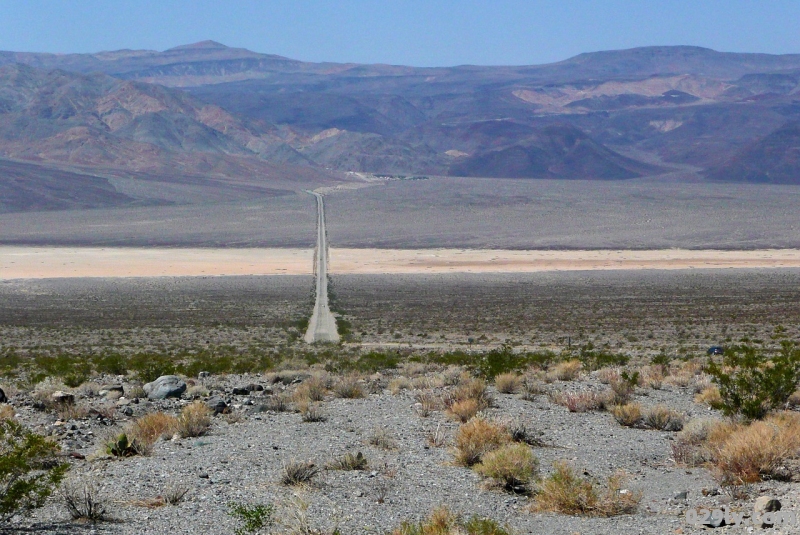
left=672, top=491, right=688, bottom=501
left=232, top=387, right=250, bottom=396
left=198, top=371, right=210, bottom=378
left=198, top=473, right=209, bottom=479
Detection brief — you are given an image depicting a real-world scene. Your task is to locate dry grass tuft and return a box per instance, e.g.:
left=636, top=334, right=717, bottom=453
left=494, top=373, right=522, bottom=394
left=297, top=400, right=326, bottom=422
left=390, top=506, right=512, bottom=535
left=388, top=377, right=412, bottom=395
left=281, top=460, right=319, bottom=486
left=332, top=374, right=365, bottom=399
left=531, top=461, right=641, bottom=516
left=326, top=451, right=368, bottom=471
left=414, top=391, right=440, bottom=417
left=446, top=378, right=493, bottom=411
left=548, top=360, right=582, bottom=382
left=611, top=403, right=642, bottom=427
left=453, top=416, right=511, bottom=467
left=551, top=391, right=606, bottom=413
left=475, top=443, right=538, bottom=491
left=129, top=412, right=178, bottom=447
left=447, top=399, right=480, bottom=423
left=0, top=404, right=14, bottom=420
left=694, top=385, right=724, bottom=409
left=706, top=412, right=800, bottom=484
left=177, top=401, right=213, bottom=438
left=293, top=376, right=328, bottom=403
left=642, top=405, right=684, bottom=431
left=368, top=428, right=398, bottom=450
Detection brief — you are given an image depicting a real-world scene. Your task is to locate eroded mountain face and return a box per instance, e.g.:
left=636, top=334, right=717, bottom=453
left=2, top=41, right=800, bottom=197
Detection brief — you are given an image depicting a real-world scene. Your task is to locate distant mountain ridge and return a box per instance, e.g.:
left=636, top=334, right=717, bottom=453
left=2, top=41, right=800, bottom=212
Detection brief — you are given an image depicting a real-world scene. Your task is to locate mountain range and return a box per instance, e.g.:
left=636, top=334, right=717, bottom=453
left=2, top=41, right=800, bottom=211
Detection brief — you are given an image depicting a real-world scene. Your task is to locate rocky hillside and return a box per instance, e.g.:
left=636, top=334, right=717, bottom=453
left=3, top=42, right=800, bottom=187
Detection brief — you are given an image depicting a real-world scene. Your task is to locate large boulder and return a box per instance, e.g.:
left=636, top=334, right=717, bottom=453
left=143, top=375, right=186, bottom=400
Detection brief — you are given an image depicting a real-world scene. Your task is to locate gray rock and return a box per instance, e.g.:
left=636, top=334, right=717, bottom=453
left=232, top=387, right=250, bottom=396
left=198, top=371, right=210, bottom=378
left=672, top=491, right=688, bottom=501
left=754, top=496, right=781, bottom=527
left=51, top=391, right=75, bottom=405
left=143, top=375, right=186, bottom=400
left=206, top=396, right=227, bottom=415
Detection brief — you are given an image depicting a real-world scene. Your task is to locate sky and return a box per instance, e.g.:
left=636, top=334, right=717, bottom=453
left=1, top=1, right=799, bottom=67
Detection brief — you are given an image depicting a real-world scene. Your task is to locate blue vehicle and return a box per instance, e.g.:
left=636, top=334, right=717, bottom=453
left=707, top=346, right=724, bottom=356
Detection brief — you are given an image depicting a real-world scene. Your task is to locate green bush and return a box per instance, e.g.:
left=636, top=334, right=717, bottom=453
left=227, top=502, right=275, bottom=535
left=706, top=343, right=800, bottom=420
left=0, top=419, right=69, bottom=521
left=128, top=353, right=175, bottom=383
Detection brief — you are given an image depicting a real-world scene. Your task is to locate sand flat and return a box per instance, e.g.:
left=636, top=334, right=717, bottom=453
left=3, top=246, right=800, bottom=279
left=0, top=247, right=313, bottom=279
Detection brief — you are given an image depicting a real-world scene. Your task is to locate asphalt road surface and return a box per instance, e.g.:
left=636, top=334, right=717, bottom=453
left=304, top=191, right=340, bottom=343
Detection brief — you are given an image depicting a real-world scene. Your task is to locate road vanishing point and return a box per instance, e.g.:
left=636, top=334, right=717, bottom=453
left=304, top=191, right=340, bottom=343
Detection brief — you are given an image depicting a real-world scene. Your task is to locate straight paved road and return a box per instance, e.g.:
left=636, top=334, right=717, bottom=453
left=304, top=191, right=340, bottom=343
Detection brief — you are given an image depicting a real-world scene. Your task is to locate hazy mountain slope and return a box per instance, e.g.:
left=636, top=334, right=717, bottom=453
left=449, top=124, right=661, bottom=179
left=0, top=64, right=336, bottom=192
left=0, top=158, right=136, bottom=212
left=706, top=121, right=800, bottom=184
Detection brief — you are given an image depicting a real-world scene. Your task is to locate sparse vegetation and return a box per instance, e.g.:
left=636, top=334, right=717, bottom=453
left=281, top=461, right=319, bottom=486
left=532, top=461, right=641, bottom=516
left=611, top=403, right=642, bottom=427
left=474, top=443, right=538, bottom=492
left=453, top=416, right=511, bottom=467
left=391, top=506, right=511, bottom=535
left=62, top=480, right=108, bottom=522
left=706, top=343, right=800, bottom=420
left=228, top=501, right=275, bottom=535
left=326, top=451, right=368, bottom=471
left=0, top=419, right=69, bottom=521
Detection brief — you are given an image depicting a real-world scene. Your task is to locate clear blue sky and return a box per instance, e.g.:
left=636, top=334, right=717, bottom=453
left=1, top=0, right=799, bottom=67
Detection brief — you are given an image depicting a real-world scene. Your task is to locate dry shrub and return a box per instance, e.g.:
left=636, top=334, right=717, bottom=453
left=551, top=391, right=605, bottom=413
left=494, top=373, right=522, bottom=394
left=390, top=506, right=511, bottom=535
left=297, top=400, right=326, bottom=422
left=177, top=401, right=212, bottom=438
left=447, top=378, right=492, bottom=410
left=641, top=366, right=664, bottom=389
left=671, top=418, right=720, bottom=467
left=664, top=371, right=693, bottom=388
left=326, top=451, right=367, bottom=471
left=62, top=479, right=109, bottom=522
left=447, top=399, right=479, bottom=423
left=56, top=403, right=89, bottom=421
left=388, top=377, right=412, bottom=395
left=368, top=428, right=397, bottom=450
left=281, top=460, right=319, bottom=486
left=332, top=374, right=365, bottom=399
left=414, top=391, right=440, bottom=417
left=412, top=375, right=445, bottom=390
left=263, top=393, right=291, bottom=412
left=642, top=405, right=684, bottom=431
left=0, top=404, right=14, bottom=420
left=426, top=424, right=448, bottom=448
left=293, top=376, right=328, bottom=403
left=695, top=386, right=724, bottom=409
left=401, top=362, right=428, bottom=377
left=707, top=412, right=800, bottom=484
left=129, top=412, right=178, bottom=447
left=475, top=443, right=539, bottom=491
left=532, top=461, right=641, bottom=517
left=186, top=385, right=209, bottom=398
left=611, top=403, right=642, bottom=427
left=454, top=416, right=511, bottom=466
left=596, top=368, right=620, bottom=385
left=549, top=360, right=582, bottom=382
left=692, top=373, right=713, bottom=394
left=520, top=376, right=544, bottom=401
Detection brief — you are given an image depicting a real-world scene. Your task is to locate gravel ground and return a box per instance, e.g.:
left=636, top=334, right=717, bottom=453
left=5, top=369, right=788, bottom=535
